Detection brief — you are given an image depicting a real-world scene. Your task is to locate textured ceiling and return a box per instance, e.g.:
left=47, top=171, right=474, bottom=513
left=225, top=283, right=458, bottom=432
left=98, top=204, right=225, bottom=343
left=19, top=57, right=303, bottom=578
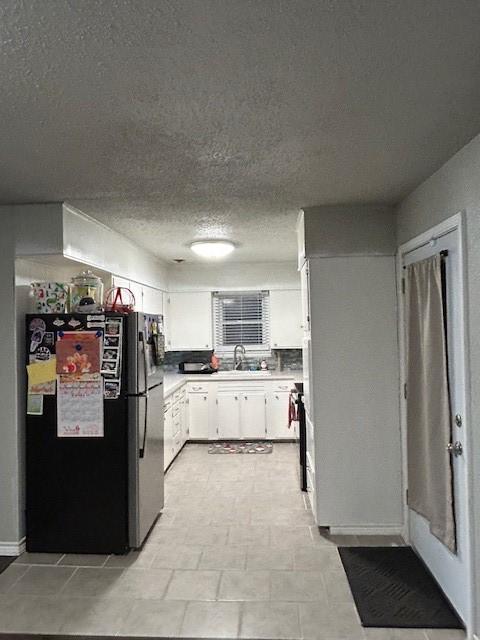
left=2, top=1, right=480, bottom=262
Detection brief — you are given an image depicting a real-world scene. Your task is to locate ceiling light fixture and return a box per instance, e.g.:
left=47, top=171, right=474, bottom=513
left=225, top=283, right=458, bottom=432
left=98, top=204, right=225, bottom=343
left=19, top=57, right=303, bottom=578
left=190, top=240, right=235, bottom=258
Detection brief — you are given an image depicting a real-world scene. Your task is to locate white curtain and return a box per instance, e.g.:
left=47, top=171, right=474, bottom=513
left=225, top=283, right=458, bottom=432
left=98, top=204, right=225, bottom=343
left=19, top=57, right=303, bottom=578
left=406, top=254, right=456, bottom=552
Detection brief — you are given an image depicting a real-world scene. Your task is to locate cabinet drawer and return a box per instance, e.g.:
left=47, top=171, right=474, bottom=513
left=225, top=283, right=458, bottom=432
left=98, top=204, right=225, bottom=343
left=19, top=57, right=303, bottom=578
left=187, top=383, right=209, bottom=393
left=173, top=388, right=185, bottom=404
left=271, top=381, right=294, bottom=392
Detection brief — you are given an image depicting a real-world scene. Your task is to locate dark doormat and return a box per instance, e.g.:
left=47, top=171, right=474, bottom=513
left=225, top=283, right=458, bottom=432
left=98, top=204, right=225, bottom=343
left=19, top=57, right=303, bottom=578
left=338, top=546, right=464, bottom=629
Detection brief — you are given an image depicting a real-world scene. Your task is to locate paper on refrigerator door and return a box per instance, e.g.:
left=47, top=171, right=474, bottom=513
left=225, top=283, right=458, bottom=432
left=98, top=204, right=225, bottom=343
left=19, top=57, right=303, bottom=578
left=57, top=373, right=104, bottom=437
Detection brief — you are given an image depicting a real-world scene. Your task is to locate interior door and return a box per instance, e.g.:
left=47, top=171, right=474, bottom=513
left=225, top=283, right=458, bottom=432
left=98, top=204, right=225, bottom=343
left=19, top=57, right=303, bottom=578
left=241, top=392, right=266, bottom=439
left=217, top=393, right=241, bottom=439
left=403, top=228, right=471, bottom=624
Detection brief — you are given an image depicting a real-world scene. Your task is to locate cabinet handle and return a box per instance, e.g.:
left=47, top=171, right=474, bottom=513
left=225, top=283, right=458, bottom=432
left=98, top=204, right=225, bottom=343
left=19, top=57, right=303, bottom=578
left=244, top=396, right=248, bottom=400
left=275, top=395, right=279, bottom=400
left=235, top=396, right=238, bottom=400
left=204, top=396, right=207, bottom=401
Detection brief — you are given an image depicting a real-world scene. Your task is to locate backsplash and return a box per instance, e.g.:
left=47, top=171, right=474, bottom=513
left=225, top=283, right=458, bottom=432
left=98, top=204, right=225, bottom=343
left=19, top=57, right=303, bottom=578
left=164, top=349, right=303, bottom=372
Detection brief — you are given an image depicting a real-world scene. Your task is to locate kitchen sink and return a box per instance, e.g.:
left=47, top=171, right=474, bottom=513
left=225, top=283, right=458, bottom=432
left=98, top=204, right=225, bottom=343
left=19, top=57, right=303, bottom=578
left=213, top=370, right=272, bottom=377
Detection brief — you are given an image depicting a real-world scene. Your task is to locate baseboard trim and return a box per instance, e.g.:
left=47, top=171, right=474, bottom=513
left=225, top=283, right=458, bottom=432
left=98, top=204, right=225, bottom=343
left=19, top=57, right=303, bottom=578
left=329, top=526, right=403, bottom=537
left=0, top=538, right=25, bottom=556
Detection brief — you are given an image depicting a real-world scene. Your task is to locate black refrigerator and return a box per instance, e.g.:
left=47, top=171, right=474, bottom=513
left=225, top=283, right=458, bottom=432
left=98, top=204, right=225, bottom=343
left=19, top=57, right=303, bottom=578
left=25, top=311, right=164, bottom=554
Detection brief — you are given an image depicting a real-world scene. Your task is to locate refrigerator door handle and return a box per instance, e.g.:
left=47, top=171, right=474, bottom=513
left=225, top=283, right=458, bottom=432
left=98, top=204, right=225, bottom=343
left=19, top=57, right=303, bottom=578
left=140, top=330, right=149, bottom=398
left=139, top=395, right=148, bottom=459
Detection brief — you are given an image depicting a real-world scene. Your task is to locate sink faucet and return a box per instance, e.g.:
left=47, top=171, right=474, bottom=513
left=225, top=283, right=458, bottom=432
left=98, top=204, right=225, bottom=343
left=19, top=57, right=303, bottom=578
left=233, top=344, right=246, bottom=370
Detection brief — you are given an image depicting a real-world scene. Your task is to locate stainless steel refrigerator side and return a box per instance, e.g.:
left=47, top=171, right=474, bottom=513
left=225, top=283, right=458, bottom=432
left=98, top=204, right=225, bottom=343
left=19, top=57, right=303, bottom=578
left=138, top=383, right=164, bottom=546
left=128, top=394, right=141, bottom=548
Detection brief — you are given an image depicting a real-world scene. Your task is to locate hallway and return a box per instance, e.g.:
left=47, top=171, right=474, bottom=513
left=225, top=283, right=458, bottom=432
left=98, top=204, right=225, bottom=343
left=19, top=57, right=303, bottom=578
left=0, top=443, right=467, bottom=638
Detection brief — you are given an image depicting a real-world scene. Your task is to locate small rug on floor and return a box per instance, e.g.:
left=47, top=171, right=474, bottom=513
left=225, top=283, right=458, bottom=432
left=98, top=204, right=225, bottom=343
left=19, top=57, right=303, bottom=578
left=208, top=441, right=273, bottom=454
left=338, top=546, right=463, bottom=629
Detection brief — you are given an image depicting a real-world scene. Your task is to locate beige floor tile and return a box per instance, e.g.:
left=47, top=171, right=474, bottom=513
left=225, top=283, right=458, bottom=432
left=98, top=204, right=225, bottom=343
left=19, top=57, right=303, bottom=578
left=364, top=629, right=428, bottom=639
left=218, top=570, right=270, bottom=601
left=15, top=552, right=63, bottom=565
left=181, top=601, right=241, bottom=638
left=0, top=594, right=73, bottom=633
left=299, top=601, right=364, bottom=639
left=9, top=565, right=75, bottom=595
left=165, top=569, right=220, bottom=600
left=270, top=526, right=313, bottom=548
left=251, top=507, right=315, bottom=526
left=270, top=570, right=327, bottom=602
left=120, top=599, right=186, bottom=636
left=148, top=525, right=187, bottom=545
left=241, top=601, right=301, bottom=639
left=58, top=553, right=108, bottom=567
left=246, top=546, right=294, bottom=570
left=61, top=567, right=123, bottom=596
left=200, top=545, right=248, bottom=570
left=322, top=571, right=355, bottom=603
left=423, top=630, right=466, bottom=640
left=185, top=524, right=229, bottom=546
left=229, top=524, right=270, bottom=546
left=152, top=544, right=203, bottom=570
left=0, top=563, right=28, bottom=593
left=294, top=547, right=343, bottom=572
left=59, top=596, right=135, bottom=634
left=108, top=567, right=172, bottom=599
left=104, top=546, right=157, bottom=568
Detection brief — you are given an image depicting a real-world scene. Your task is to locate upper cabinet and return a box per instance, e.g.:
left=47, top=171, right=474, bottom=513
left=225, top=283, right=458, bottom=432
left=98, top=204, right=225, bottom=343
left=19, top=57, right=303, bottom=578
left=166, top=291, right=213, bottom=351
left=111, top=276, right=164, bottom=316
left=269, top=289, right=302, bottom=348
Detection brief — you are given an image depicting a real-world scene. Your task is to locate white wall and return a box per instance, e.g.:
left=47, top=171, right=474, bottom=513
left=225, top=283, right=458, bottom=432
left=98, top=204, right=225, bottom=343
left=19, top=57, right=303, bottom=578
left=167, top=261, right=300, bottom=292
left=301, top=205, right=402, bottom=530
left=302, top=204, right=396, bottom=257
left=0, top=210, right=20, bottom=551
left=396, top=130, right=480, bottom=637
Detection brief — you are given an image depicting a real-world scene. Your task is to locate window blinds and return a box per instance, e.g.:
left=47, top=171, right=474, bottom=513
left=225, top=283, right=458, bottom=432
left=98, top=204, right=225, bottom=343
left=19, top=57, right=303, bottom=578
left=212, top=291, right=270, bottom=353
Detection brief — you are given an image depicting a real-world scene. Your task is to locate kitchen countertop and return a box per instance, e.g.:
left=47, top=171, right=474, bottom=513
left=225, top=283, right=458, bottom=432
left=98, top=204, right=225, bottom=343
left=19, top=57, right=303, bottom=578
left=163, top=370, right=303, bottom=397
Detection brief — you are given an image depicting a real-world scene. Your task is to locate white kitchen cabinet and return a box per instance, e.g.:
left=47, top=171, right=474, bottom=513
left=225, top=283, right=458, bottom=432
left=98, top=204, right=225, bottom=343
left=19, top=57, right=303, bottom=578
left=166, top=291, right=212, bottom=350
left=129, top=280, right=144, bottom=312
left=216, top=393, right=241, bottom=439
left=187, top=392, right=210, bottom=439
left=240, top=391, right=266, bottom=439
left=142, top=285, right=164, bottom=315
left=164, top=399, right=174, bottom=470
left=269, top=289, right=303, bottom=348
left=267, top=391, right=294, bottom=439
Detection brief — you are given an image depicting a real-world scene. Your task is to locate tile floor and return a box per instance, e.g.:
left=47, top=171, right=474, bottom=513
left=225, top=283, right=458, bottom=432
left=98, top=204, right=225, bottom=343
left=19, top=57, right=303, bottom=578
left=0, top=443, right=467, bottom=639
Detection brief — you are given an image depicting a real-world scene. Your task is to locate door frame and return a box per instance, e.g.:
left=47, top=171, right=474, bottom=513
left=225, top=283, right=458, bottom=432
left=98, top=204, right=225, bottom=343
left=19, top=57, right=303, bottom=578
left=396, top=211, right=474, bottom=635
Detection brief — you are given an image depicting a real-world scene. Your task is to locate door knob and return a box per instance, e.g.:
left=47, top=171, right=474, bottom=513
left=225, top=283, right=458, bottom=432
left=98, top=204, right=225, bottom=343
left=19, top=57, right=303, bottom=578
left=446, top=441, right=463, bottom=457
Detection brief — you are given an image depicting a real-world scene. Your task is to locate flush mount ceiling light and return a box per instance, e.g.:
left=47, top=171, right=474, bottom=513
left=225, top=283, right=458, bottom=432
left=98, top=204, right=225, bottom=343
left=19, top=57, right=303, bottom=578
left=190, top=240, right=235, bottom=258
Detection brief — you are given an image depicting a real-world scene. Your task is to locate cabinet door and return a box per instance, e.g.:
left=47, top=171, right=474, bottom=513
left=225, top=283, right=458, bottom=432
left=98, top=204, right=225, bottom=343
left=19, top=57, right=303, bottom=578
left=129, top=280, right=144, bottom=312
left=267, top=392, right=294, bottom=439
left=142, top=286, right=164, bottom=315
left=241, top=392, right=266, bottom=439
left=164, top=404, right=174, bottom=470
left=217, top=393, right=241, bottom=439
left=270, top=290, right=302, bottom=348
left=187, top=393, right=210, bottom=439
left=167, top=292, right=212, bottom=350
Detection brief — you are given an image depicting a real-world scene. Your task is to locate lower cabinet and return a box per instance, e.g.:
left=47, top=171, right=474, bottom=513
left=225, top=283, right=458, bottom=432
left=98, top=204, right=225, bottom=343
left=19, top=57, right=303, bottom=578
left=165, top=377, right=298, bottom=471
left=187, top=392, right=210, bottom=439
left=240, top=391, right=267, bottom=439
left=217, top=393, right=241, bottom=439
left=266, top=391, right=294, bottom=439
left=164, top=399, right=174, bottom=471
